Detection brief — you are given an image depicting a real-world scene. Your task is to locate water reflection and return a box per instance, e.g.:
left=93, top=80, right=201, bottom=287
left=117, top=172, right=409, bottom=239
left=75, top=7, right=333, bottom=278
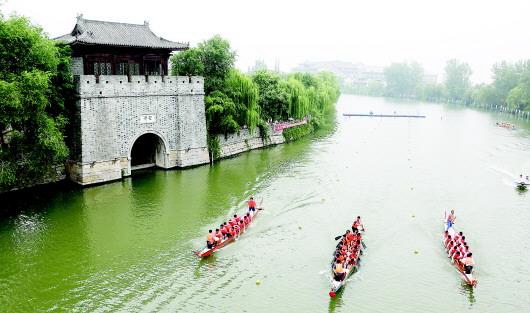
left=194, top=254, right=218, bottom=278
left=516, top=187, right=528, bottom=196
left=459, top=283, right=476, bottom=306
left=328, top=285, right=345, bottom=313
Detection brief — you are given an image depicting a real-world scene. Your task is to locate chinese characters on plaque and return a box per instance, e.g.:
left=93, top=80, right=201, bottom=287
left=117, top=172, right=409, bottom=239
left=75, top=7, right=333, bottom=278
left=139, top=114, right=156, bottom=124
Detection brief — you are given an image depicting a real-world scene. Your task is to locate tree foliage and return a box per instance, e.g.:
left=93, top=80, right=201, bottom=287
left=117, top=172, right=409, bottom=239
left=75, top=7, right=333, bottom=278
left=224, top=69, right=260, bottom=131
left=343, top=57, right=530, bottom=112
left=251, top=70, right=290, bottom=121
left=444, top=59, right=472, bottom=100
left=384, top=61, right=424, bottom=97
left=170, top=48, right=204, bottom=77
left=0, top=15, right=73, bottom=190
left=171, top=35, right=236, bottom=94
left=172, top=36, right=340, bottom=136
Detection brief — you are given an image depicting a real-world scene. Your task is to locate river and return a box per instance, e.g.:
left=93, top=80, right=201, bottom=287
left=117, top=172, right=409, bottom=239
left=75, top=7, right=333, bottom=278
left=1, top=95, right=530, bottom=312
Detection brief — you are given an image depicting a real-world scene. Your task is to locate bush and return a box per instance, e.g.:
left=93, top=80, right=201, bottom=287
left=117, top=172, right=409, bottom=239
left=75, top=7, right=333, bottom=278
left=282, top=124, right=314, bottom=142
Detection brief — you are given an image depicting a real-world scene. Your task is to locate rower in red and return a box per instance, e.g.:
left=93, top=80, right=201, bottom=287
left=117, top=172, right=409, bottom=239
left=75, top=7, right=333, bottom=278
left=248, top=196, right=257, bottom=212
left=206, top=230, right=214, bottom=249
left=461, top=253, right=475, bottom=274
left=345, top=230, right=355, bottom=243
left=214, top=228, right=222, bottom=245
left=223, top=223, right=232, bottom=238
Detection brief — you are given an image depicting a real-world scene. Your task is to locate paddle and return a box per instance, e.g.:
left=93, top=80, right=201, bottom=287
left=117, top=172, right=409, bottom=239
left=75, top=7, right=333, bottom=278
left=334, top=234, right=345, bottom=241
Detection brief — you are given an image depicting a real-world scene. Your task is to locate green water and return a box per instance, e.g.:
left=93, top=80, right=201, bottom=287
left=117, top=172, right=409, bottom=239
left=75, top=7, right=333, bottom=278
left=1, top=95, right=530, bottom=312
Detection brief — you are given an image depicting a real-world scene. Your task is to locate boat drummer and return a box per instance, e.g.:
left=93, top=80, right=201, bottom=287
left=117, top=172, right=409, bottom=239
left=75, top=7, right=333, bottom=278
left=248, top=196, right=257, bottom=212
left=446, top=209, right=456, bottom=230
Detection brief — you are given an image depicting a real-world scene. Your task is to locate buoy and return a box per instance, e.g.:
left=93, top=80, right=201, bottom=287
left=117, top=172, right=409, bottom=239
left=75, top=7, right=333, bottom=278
left=256, top=279, right=261, bottom=285
left=414, top=250, right=419, bottom=254
left=412, top=215, right=415, bottom=218
left=410, top=187, right=414, bottom=190
left=298, top=226, right=302, bottom=230
left=321, top=198, right=325, bottom=202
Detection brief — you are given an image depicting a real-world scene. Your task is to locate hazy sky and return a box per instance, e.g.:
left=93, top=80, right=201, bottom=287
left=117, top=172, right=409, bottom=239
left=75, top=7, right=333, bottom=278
left=2, top=0, right=530, bottom=83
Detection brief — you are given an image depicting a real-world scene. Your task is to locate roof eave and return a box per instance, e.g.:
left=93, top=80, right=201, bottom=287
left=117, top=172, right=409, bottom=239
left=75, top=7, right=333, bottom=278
left=72, top=41, right=189, bottom=50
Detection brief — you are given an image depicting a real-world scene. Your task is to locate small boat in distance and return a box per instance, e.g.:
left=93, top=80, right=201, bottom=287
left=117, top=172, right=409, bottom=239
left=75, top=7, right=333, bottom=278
left=516, top=182, right=528, bottom=191
left=515, top=175, right=529, bottom=191
left=496, top=122, right=516, bottom=129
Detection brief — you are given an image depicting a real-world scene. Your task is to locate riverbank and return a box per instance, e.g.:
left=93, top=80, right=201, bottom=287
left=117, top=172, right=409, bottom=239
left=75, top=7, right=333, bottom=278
left=0, top=120, right=319, bottom=195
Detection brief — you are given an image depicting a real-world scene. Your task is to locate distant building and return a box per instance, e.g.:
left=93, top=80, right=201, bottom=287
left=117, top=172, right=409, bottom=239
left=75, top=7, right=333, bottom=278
left=248, top=59, right=268, bottom=73
left=293, top=61, right=384, bottom=86
left=351, top=65, right=385, bottom=86
left=274, top=58, right=280, bottom=73
left=56, top=16, right=209, bottom=186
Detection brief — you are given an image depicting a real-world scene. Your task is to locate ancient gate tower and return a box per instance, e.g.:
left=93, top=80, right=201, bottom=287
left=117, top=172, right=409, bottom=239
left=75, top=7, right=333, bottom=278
left=57, top=15, right=209, bottom=185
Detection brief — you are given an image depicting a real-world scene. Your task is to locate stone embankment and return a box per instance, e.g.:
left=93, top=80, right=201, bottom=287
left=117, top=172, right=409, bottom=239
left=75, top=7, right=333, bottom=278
left=0, top=120, right=309, bottom=193
left=216, top=119, right=308, bottom=159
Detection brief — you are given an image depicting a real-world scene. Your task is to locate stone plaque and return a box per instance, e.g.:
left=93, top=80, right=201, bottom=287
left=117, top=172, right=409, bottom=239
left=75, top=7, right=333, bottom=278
left=139, top=114, right=156, bottom=124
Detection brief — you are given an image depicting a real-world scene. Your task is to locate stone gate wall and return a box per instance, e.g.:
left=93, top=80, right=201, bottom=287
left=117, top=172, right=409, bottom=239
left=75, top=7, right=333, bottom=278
left=68, top=75, right=209, bottom=185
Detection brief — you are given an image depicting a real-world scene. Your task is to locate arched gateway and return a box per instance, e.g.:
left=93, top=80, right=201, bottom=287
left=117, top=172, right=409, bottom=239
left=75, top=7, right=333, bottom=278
left=129, top=132, right=169, bottom=170
left=59, top=16, right=210, bottom=185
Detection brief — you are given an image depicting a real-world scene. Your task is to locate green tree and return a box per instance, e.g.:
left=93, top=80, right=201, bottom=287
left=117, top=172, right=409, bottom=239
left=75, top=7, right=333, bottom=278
left=224, top=69, right=260, bottom=131
left=286, top=78, right=309, bottom=119
left=251, top=70, right=290, bottom=121
left=416, top=83, right=446, bottom=102
left=490, top=61, right=530, bottom=106
left=204, top=90, right=238, bottom=135
left=384, top=61, right=424, bottom=97
left=170, top=35, right=236, bottom=95
left=444, top=59, right=472, bottom=101
left=170, top=48, right=204, bottom=76
left=0, top=15, right=73, bottom=190
left=199, top=36, right=236, bottom=94
left=506, top=85, right=530, bottom=111
left=471, top=84, right=497, bottom=106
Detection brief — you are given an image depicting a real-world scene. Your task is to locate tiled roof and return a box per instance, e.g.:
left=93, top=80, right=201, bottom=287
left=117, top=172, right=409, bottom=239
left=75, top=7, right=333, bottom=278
left=55, top=15, right=188, bottom=50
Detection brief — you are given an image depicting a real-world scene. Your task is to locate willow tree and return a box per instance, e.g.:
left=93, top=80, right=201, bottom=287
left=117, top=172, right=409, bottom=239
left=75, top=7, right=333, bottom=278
left=224, top=69, right=261, bottom=131
left=287, top=78, right=309, bottom=119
